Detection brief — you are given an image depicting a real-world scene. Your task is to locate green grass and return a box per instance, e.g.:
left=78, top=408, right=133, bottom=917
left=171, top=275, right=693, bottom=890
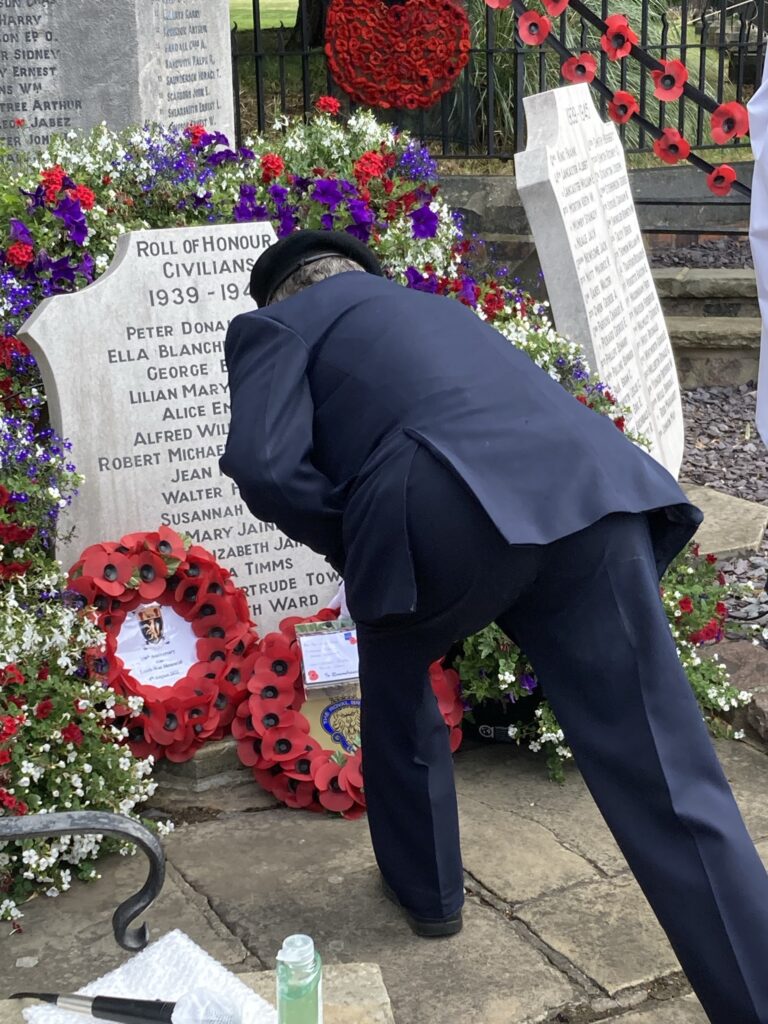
left=230, top=1, right=297, bottom=30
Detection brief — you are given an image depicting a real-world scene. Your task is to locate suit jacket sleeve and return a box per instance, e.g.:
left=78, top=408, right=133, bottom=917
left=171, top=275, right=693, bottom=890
left=219, top=312, right=345, bottom=569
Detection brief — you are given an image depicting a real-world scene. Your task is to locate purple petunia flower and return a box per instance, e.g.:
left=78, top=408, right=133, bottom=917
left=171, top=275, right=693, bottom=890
left=521, top=674, right=538, bottom=693
left=311, top=179, right=344, bottom=211
left=52, top=196, right=88, bottom=245
left=320, top=213, right=335, bottom=231
left=404, top=266, right=439, bottom=293
left=9, top=219, right=33, bottom=245
left=409, top=204, right=439, bottom=240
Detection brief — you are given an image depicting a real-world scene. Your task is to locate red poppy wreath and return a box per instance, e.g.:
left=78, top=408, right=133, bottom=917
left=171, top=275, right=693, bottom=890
left=68, top=527, right=256, bottom=763
left=324, top=0, right=471, bottom=110
left=235, top=612, right=465, bottom=819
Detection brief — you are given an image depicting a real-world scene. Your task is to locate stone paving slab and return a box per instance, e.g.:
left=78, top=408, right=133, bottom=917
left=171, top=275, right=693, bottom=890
left=454, top=745, right=627, bottom=874
left=0, top=860, right=250, bottom=999
left=683, top=482, right=768, bottom=558
left=459, top=799, right=599, bottom=904
left=613, top=993, right=708, bottom=1023
left=163, top=814, right=576, bottom=1024
left=516, top=874, right=679, bottom=996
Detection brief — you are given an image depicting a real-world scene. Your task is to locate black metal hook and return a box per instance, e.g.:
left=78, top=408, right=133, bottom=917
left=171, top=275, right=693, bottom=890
left=0, top=811, right=165, bottom=951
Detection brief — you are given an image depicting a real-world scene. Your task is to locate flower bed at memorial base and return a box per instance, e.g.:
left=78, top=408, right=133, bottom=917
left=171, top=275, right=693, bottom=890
left=0, top=100, right=758, bottom=920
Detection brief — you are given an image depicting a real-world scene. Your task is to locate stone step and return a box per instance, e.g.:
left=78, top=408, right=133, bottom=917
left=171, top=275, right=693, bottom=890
left=654, top=268, right=759, bottom=318
left=667, top=315, right=762, bottom=387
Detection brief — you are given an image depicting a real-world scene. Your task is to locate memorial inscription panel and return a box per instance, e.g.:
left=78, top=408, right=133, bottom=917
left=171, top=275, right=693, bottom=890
left=20, top=223, right=341, bottom=632
left=515, top=84, right=684, bottom=477
left=0, top=0, right=234, bottom=153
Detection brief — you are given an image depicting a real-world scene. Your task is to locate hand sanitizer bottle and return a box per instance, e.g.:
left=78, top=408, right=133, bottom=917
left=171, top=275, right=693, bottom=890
left=276, top=934, right=323, bottom=1024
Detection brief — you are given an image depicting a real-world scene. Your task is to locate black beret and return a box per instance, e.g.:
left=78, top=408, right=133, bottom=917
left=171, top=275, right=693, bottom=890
left=250, top=229, right=384, bottom=306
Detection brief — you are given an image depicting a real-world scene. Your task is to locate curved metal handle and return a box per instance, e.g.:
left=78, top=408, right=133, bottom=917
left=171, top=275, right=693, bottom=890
left=0, top=811, right=165, bottom=951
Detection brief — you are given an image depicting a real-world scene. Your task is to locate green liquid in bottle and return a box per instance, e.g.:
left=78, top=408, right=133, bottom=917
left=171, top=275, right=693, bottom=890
left=276, top=934, right=323, bottom=1024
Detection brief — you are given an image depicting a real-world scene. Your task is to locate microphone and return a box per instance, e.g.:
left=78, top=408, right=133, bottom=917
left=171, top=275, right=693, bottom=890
left=10, top=989, right=240, bottom=1024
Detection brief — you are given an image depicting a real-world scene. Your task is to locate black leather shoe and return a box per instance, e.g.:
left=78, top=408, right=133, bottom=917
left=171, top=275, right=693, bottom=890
left=381, top=877, right=463, bottom=938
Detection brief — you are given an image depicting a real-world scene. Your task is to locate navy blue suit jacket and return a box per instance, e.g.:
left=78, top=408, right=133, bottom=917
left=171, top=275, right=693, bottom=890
left=220, top=272, right=701, bottom=621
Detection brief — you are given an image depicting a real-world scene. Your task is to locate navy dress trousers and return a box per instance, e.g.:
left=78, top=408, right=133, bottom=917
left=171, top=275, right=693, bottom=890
left=221, top=271, right=768, bottom=1023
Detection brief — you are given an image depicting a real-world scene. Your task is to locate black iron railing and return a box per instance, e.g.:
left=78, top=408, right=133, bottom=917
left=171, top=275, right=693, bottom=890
left=231, top=0, right=766, bottom=162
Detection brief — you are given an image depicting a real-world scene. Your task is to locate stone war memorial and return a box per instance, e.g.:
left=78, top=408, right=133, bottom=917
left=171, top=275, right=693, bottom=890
left=19, top=222, right=343, bottom=632
left=0, top=0, right=235, bottom=152
left=516, top=83, right=685, bottom=478
left=2, top=1, right=768, bottom=1021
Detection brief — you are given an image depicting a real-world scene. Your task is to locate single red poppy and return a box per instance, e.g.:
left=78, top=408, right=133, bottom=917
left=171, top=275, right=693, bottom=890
left=484, top=0, right=513, bottom=7
left=707, top=163, right=737, bottom=197
left=126, top=717, right=163, bottom=760
left=232, top=701, right=259, bottom=740
left=711, top=102, right=749, bottom=144
left=237, top=735, right=273, bottom=769
left=261, top=725, right=310, bottom=762
left=562, top=52, right=597, bottom=84
left=81, top=545, right=133, bottom=597
left=246, top=672, right=296, bottom=707
left=600, top=14, right=637, bottom=60
left=518, top=10, right=551, bottom=46
left=143, top=694, right=192, bottom=745
left=281, top=740, right=324, bottom=781
left=651, top=59, right=688, bottom=102
left=272, top=774, right=318, bottom=809
left=66, top=574, right=99, bottom=605
left=653, top=128, right=691, bottom=165
left=542, top=0, right=569, bottom=14
left=608, top=91, right=639, bottom=124
left=128, top=550, right=168, bottom=600
left=253, top=706, right=310, bottom=738
left=312, top=758, right=357, bottom=813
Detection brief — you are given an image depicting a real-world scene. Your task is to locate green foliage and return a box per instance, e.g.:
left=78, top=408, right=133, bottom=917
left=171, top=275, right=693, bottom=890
left=457, top=541, right=755, bottom=779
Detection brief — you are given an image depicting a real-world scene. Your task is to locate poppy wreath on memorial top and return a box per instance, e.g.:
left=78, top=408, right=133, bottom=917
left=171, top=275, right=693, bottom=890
left=324, top=0, right=471, bottom=110
left=237, top=612, right=465, bottom=818
left=67, top=527, right=255, bottom=763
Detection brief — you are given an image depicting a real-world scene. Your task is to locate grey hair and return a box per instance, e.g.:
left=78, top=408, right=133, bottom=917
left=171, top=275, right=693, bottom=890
left=268, top=255, right=364, bottom=304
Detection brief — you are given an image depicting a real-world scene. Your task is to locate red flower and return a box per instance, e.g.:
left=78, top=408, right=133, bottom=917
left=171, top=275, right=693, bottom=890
left=354, top=150, right=387, bottom=185
left=484, top=0, right=513, bottom=6
left=600, top=14, right=637, bottom=60
left=1, top=664, right=24, bottom=687
left=128, top=550, right=168, bottom=600
left=14, top=800, right=28, bottom=816
left=40, top=164, right=66, bottom=203
left=185, top=122, right=207, bottom=147
left=312, top=757, right=356, bottom=813
left=707, top=164, right=737, bottom=197
left=706, top=553, right=718, bottom=564
left=518, top=10, right=551, bottom=46
left=608, top=91, right=639, bottom=125
left=562, top=53, right=597, bottom=84
left=651, top=60, right=688, bottom=102
left=13, top=117, right=24, bottom=127
left=711, top=102, right=749, bottom=144
left=543, top=0, right=569, bottom=13
left=68, top=184, right=96, bottom=210
left=0, top=749, right=10, bottom=765
left=315, top=95, right=341, bottom=115
left=0, top=714, right=24, bottom=741
left=716, top=602, right=728, bottom=619
left=678, top=596, right=694, bottom=614
left=5, top=243, right=34, bottom=269
left=613, top=416, right=626, bottom=432
left=34, top=699, right=53, bottom=720
left=0, top=485, right=9, bottom=507
left=261, top=725, right=309, bottom=762
left=653, top=128, right=691, bottom=165
left=61, top=722, right=84, bottom=746
left=260, top=152, right=285, bottom=183
left=80, top=544, right=133, bottom=597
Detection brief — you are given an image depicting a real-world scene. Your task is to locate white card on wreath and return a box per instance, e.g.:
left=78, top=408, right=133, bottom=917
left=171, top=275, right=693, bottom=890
left=295, top=619, right=359, bottom=688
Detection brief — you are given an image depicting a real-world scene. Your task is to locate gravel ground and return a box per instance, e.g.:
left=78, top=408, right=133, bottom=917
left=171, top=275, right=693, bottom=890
left=680, top=381, right=768, bottom=641
left=650, top=237, right=754, bottom=269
